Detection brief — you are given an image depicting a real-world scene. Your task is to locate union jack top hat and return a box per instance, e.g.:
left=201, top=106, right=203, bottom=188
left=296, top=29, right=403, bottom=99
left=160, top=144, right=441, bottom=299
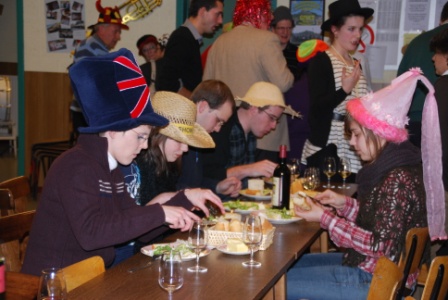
left=69, top=48, right=168, bottom=133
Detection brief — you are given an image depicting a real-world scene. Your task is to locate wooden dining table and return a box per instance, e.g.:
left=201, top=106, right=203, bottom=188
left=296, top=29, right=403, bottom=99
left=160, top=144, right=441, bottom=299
left=68, top=183, right=357, bottom=300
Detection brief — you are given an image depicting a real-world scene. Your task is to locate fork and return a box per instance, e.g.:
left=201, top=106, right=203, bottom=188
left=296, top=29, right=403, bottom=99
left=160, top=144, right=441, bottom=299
left=127, top=255, right=161, bottom=273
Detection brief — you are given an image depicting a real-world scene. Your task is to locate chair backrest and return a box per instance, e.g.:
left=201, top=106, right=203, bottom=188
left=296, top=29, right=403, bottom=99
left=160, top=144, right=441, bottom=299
left=0, top=188, right=15, bottom=216
left=62, top=255, right=105, bottom=292
left=421, top=256, right=448, bottom=300
left=0, top=210, right=36, bottom=271
left=396, top=227, right=429, bottom=298
left=0, top=176, right=31, bottom=213
left=367, top=256, right=403, bottom=300
left=5, top=271, right=40, bottom=300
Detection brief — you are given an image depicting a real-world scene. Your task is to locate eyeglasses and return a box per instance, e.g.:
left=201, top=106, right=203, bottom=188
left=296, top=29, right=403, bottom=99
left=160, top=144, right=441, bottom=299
left=275, top=26, right=293, bottom=32
left=142, top=45, right=157, bottom=53
left=130, top=129, right=149, bottom=143
left=261, top=110, right=280, bottom=124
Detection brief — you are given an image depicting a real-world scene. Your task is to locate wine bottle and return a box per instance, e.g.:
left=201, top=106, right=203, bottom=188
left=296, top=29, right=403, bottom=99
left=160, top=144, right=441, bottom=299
left=0, top=257, right=5, bottom=300
left=271, top=145, right=290, bottom=209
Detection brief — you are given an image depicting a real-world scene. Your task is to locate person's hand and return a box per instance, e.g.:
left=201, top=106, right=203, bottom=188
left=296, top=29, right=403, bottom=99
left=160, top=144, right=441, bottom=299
left=315, top=189, right=347, bottom=210
left=341, top=62, right=361, bottom=94
left=245, top=160, right=277, bottom=178
left=184, top=188, right=225, bottom=216
left=293, top=198, right=325, bottom=222
left=216, top=177, right=242, bottom=197
left=161, top=206, right=200, bottom=231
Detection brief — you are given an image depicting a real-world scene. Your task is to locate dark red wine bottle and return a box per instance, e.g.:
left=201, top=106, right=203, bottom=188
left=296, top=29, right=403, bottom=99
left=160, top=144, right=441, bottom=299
left=0, top=256, right=4, bottom=300
left=271, top=145, right=290, bottom=209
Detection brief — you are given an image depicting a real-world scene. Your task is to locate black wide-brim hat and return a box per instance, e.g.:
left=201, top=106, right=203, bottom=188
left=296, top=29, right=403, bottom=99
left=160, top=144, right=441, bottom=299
left=321, top=0, right=374, bottom=32
left=69, top=48, right=168, bottom=133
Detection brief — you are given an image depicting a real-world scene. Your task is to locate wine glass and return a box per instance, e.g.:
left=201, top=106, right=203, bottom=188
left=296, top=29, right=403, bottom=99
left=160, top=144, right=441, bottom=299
left=158, top=250, right=183, bottom=296
left=338, top=157, right=351, bottom=189
left=289, top=158, right=300, bottom=182
left=302, top=168, right=317, bottom=191
left=322, top=156, right=336, bottom=188
left=187, top=220, right=208, bottom=273
left=37, top=267, right=67, bottom=300
left=241, top=214, right=263, bottom=267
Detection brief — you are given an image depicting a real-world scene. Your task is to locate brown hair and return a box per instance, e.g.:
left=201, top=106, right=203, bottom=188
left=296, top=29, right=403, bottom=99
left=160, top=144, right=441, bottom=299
left=138, top=128, right=179, bottom=177
left=344, top=113, right=386, bottom=162
left=191, top=79, right=235, bottom=109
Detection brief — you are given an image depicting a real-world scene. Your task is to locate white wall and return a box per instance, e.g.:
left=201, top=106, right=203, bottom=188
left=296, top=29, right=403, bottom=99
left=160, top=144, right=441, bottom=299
left=23, top=0, right=177, bottom=73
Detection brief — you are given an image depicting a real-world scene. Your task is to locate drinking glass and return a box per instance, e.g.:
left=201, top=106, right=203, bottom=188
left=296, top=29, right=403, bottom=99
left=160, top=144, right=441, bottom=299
left=37, top=268, right=67, bottom=300
left=302, top=168, right=317, bottom=191
left=158, top=250, right=183, bottom=296
left=338, top=157, right=351, bottom=189
left=187, top=220, right=208, bottom=273
left=289, top=158, right=300, bottom=182
left=323, top=156, right=336, bottom=188
left=242, top=214, right=263, bottom=267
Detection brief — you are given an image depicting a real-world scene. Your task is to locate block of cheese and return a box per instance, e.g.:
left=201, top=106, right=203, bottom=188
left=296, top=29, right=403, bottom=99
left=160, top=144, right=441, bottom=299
left=227, top=238, right=249, bottom=252
left=248, top=178, right=264, bottom=191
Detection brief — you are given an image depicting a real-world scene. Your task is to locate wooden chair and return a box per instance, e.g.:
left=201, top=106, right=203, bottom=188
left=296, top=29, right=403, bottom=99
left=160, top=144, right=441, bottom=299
left=62, top=255, right=105, bottom=292
left=5, top=271, right=40, bottom=300
left=395, top=227, right=429, bottom=299
left=404, top=256, right=448, bottom=300
left=0, top=210, right=36, bottom=271
left=367, top=256, right=403, bottom=300
left=419, top=256, right=448, bottom=300
left=0, top=188, right=15, bottom=216
left=0, top=175, right=31, bottom=212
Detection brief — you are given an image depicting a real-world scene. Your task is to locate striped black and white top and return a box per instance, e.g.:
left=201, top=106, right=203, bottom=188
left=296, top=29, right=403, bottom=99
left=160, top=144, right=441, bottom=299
left=301, top=50, right=369, bottom=173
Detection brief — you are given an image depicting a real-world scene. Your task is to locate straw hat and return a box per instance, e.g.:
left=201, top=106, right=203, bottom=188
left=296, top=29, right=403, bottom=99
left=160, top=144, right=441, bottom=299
left=235, top=82, right=300, bottom=117
left=151, top=92, right=215, bottom=148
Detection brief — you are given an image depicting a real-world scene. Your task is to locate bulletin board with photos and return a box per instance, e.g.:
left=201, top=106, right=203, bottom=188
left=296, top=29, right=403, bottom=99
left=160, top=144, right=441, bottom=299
left=289, top=0, right=325, bottom=45
left=45, top=0, right=86, bottom=53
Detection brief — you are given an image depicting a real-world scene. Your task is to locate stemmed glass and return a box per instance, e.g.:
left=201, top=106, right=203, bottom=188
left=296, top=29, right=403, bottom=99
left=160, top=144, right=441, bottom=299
left=37, top=267, right=67, bottom=300
left=338, top=157, right=351, bottom=189
left=289, top=158, right=301, bottom=182
left=242, top=214, right=263, bottom=268
left=187, top=220, right=208, bottom=273
left=302, top=168, right=317, bottom=191
left=158, top=250, right=183, bottom=296
left=323, top=156, right=336, bottom=188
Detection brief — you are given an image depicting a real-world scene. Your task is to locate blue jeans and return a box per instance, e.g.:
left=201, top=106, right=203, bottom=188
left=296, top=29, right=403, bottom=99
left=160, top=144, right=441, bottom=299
left=287, top=253, right=372, bottom=300
left=110, top=243, right=135, bottom=267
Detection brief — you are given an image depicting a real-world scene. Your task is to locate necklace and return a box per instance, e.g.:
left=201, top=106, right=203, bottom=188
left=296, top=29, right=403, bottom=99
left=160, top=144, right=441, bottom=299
left=330, top=45, right=354, bottom=67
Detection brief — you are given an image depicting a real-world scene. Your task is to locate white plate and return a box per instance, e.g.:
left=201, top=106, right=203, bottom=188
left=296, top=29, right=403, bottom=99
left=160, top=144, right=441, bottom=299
left=264, top=216, right=302, bottom=225
left=216, top=244, right=252, bottom=255
left=140, top=242, right=212, bottom=262
left=223, top=201, right=268, bottom=215
left=239, top=189, right=272, bottom=201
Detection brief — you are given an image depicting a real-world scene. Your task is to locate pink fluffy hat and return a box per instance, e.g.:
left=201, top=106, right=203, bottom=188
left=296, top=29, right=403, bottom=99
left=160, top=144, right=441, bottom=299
left=347, top=68, right=446, bottom=240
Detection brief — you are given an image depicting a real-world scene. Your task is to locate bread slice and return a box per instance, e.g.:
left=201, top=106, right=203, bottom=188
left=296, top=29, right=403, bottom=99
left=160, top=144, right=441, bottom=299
left=293, top=196, right=311, bottom=211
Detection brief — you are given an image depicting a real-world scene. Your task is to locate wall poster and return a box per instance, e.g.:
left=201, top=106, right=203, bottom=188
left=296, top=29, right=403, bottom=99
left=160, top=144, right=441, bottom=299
left=289, top=0, right=325, bottom=45
left=45, top=0, right=86, bottom=53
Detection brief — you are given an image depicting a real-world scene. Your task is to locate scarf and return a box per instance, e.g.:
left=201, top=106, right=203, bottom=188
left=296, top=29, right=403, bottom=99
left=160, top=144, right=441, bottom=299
left=343, top=141, right=428, bottom=266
